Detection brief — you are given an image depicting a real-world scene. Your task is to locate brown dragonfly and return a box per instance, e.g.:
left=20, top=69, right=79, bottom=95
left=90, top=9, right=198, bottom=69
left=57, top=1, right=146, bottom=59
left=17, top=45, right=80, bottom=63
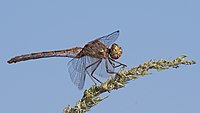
left=8, top=30, right=126, bottom=89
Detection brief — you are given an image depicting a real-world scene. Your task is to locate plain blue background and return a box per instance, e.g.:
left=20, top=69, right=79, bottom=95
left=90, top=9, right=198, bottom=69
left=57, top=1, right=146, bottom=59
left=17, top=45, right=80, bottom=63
left=0, top=0, right=199, bottom=113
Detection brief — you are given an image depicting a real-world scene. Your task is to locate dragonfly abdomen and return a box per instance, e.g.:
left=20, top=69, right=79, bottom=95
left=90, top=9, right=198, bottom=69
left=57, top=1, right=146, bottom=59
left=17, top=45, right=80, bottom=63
left=8, top=47, right=82, bottom=64
left=7, top=51, right=61, bottom=64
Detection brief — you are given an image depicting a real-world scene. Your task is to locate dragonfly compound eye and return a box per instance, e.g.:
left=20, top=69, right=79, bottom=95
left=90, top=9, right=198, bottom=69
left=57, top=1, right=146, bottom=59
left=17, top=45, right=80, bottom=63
left=110, top=43, right=122, bottom=59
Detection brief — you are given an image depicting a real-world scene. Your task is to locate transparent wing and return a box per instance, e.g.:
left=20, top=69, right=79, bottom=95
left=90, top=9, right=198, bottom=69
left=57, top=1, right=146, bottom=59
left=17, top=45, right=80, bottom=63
left=67, top=56, right=87, bottom=90
left=96, top=59, right=114, bottom=77
left=68, top=56, right=113, bottom=89
left=94, top=30, right=119, bottom=46
left=85, top=56, right=100, bottom=72
left=86, top=58, right=114, bottom=78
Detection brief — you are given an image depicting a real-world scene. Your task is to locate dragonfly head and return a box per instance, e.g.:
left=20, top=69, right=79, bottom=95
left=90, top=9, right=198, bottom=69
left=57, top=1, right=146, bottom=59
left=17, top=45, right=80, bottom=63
left=109, top=43, right=122, bottom=59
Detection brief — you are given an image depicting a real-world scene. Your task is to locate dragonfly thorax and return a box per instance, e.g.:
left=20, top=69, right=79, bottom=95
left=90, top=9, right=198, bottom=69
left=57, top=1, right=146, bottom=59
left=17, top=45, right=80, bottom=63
left=78, top=40, right=109, bottom=59
left=109, top=43, right=122, bottom=59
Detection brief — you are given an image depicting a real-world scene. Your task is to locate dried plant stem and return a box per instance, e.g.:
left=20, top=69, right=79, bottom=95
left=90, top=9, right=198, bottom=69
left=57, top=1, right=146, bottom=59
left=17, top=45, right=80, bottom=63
left=63, top=55, right=196, bottom=113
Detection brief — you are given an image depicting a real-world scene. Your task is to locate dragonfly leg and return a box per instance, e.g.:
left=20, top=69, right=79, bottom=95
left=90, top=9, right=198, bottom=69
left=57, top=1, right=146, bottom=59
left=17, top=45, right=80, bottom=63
left=108, top=59, right=122, bottom=68
left=108, top=59, right=116, bottom=68
left=85, top=59, right=102, bottom=84
left=109, top=57, right=127, bottom=67
left=105, top=59, right=117, bottom=74
left=90, top=60, right=102, bottom=75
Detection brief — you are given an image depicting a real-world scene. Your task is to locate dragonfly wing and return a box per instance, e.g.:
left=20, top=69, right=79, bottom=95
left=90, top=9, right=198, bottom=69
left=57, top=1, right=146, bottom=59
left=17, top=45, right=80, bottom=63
left=95, top=59, right=114, bottom=78
left=94, top=30, right=119, bottom=46
left=67, top=56, right=87, bottom=90
left=86, top=57, right=114, bottom=78
left=85, top=56, right=99, bottom=72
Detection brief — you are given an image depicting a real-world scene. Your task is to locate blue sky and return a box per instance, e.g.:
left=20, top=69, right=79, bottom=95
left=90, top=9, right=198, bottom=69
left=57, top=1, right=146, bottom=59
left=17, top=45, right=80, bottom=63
left=0, top=0, right=199, bottom=113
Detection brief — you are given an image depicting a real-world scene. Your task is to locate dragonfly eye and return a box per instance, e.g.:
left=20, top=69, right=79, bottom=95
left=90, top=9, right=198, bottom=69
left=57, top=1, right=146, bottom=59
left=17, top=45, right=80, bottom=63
left=110, top=43, right=122, bottom=59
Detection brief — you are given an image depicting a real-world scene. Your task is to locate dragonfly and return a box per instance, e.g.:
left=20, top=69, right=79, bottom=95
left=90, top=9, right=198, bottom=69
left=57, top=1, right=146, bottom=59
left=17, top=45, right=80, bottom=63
left=8, top=30, right=126, bottom=89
